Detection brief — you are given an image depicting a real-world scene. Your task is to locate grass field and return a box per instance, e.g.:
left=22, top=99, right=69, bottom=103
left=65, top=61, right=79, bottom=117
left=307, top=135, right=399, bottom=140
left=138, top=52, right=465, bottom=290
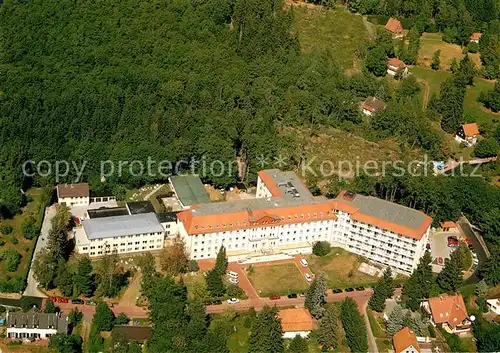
left=291, top=5, right=369, bottom=72
left=411, top=67, right=497, bottom=125
left=247, top=263, right=308, bottom=296
left=306, top=248, right=379, bottom=289
left=0, top=344, right=54, bottom=353
left=418, top=33, right=482, bottom=70
left=0, top=188, right=46, bottom=282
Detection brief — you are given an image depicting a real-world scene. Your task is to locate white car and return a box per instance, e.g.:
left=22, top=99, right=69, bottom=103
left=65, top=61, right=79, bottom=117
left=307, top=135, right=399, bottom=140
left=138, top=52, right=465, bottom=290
left=228, top=277, right=239, bottom=285
left=305, top=273, right=312, bottom=282
left=227, top=298, right=240, bottom=304
left=227, top=271, right=239, bottom=279
left=299, top=259, right=308, bottom=267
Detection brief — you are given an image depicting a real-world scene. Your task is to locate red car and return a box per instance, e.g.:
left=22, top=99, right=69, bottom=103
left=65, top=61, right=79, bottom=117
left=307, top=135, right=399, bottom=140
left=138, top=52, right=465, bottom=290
left=465, top=238, right=473, bottom=245
left=50, top=296, right=58, bottom=302
left=57, top=297, right=68, bottom=303
left=269, top=295, right=281, bottom=300
left=447, top=236, right=459, bottom=247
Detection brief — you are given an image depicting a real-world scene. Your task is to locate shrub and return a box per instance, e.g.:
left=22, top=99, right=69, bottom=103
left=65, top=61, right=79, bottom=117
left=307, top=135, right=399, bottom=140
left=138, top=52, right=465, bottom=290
left=0, top=240, right=5, bottom=246
left=467, top=42, right=479, bottom=53
left=10, top=237, right=19, bottom=245
left=474, top=138, right=499, bottom=158
left=313, top=241, right=331, bottom=257
left=366, top=15, right=389, bottom=25
left=115, top=312, right=130, bottom=325
left=0, top=250, right=21, bottom=272
left=428, top=324, right=436, bottom=338
left=22, top=217, right=39, bottom=240
left=0, top=224, right=13, bottom=235
left=188, top=260, right=199, bottom=272
left=226, top=284, right=245, bottom=298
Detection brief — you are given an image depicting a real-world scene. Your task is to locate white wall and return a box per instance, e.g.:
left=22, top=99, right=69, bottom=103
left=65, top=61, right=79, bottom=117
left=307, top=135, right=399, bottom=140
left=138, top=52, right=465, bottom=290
left=77, top=231, right=165, bottom=257
left=58, top=196, right=90, bottom=206
left=283, top=331, right=311, bottom=339
left=7, top=328, right=58, bottom=339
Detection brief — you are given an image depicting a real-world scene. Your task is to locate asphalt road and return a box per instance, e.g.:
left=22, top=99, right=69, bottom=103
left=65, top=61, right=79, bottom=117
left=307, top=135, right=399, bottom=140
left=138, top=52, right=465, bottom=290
left=23, top=206, right=56, bottom=298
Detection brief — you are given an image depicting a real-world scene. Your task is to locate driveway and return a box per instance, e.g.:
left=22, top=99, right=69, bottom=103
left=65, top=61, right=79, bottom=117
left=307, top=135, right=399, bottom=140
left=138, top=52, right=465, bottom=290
left=429, top=230, right=452, bottom=273
left=23, top=206, right=57, bottom=298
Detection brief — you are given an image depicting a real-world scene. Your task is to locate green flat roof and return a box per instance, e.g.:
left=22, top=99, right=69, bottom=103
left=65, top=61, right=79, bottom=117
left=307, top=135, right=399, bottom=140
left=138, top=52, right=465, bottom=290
left=169, top=175, right=210, bottom=207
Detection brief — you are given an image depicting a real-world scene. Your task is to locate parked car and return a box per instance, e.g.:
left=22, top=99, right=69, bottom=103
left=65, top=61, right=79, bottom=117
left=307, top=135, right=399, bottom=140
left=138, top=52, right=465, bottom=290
left=228, top=277, right=239, bottom=285
left=269, top=295, right=281, bottom=300
left=213, top=300, right=222, bottom=305
left=426, top=242, right=431, bottom=250
left=305, top=273, right=312, bottom=282
left=287, top=293, right=298, bottom=299
left=85, top=301, right=97, bottom=306
left=227, top=271, right=239, bottom=279
left=299, top=259, right=309, bottom=267
left=50, top=296, right=58, bottom=302
left=57, top=297, right=68, bottom=303
left=345, top=288, right=354, bottom=292
left=71, top=299, right=84, bottom=304
left=447, top=236, right=459, bottom=247
left=227, top=298, right=240, bottom=304
left=355, top=286, right=365, bottom=291
left=332, top=289, right=343, bottom=294
left=299, top=293, right=306, bottom=297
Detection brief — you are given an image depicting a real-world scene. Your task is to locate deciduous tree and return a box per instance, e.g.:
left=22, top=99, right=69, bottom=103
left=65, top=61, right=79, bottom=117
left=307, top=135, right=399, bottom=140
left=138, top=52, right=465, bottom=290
left=160, top=235, right=189, bottom=275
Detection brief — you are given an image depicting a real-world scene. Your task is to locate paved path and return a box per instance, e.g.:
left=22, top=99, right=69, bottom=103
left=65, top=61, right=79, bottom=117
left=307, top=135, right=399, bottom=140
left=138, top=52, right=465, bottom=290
left=228, top=262, right=259, bottom=300
left=23, top=206, right=57, bottom=298
left=143, top=184, right=165, bottom=201
left=363, top=300, right=379, bottom=353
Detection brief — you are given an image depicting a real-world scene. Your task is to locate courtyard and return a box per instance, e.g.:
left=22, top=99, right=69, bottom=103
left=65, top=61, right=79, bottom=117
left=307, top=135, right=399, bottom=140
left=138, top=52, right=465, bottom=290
left=246, top=262, right=309, bottom=297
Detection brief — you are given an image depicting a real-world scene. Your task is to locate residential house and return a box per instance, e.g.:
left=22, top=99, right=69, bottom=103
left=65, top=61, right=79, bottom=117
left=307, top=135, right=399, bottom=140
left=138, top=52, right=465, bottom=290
left=56, top=183, right=90, bottom=206
left=486, top=299, right=500, bottom=315
left=387, top=58, right=408, bottom=77
left=362, top=96, right=387, bottom=116
left=455, top=123, right=480, bottom=146
left=393, top=327, right=421, bottom=353
left=470, top=32, right=482, bottom=43
left=277, top=308, right=314, bottom=339
left=440, top=221, right=457, bottom=232
left=385, top=18, right=404, bottom=38
left=422, top=294, right=471, bottom=334
left=6, top=310, right=69, bottom=339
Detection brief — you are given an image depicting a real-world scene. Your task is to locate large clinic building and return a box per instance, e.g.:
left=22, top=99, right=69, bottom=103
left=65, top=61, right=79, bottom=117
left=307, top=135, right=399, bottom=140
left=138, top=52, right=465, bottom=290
left=177, top=169, right=432, bottom=274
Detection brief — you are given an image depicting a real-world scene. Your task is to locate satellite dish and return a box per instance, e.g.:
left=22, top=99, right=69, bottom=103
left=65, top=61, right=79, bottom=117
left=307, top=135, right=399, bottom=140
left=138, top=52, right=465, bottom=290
left=470, top=315, right=476, bottom=322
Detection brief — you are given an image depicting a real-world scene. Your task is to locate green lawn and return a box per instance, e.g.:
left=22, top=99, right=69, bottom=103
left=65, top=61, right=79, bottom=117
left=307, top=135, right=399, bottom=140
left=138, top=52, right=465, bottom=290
left=306, top=248, right=379, bottom=289
left=247, top=263, right=308, bottom=297
left=0, top=188, right=47, bottom=282
left=411, top=67, right=497, bottom=125
left=291, top=5, right=369, bottom=71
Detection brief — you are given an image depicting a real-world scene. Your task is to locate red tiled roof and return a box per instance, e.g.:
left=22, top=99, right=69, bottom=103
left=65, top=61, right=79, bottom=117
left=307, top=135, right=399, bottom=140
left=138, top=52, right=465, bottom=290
left=363, top=97, right=387, bottom=112
left=440, top=221, right=457, bottom=229
left=470, top=32, right=482, bottom=41
left=57, top=183, right=89, bottom=198
left=393, top=327, right=420, bottom=353
left=385, top=18, right=403, bottom=34
left=428, top=294, right=468, bottom=328
left=462, top=123, right=479, bottom=137
left=257, top=170, right=283, bottom=197
left=388, top=58, right=407, bottom=69
left=278, top=309, right=314, bottom=332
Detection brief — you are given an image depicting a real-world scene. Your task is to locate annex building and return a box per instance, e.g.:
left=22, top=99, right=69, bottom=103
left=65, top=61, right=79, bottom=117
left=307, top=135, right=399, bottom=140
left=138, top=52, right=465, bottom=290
left=177, top=169, right=432, bottom=274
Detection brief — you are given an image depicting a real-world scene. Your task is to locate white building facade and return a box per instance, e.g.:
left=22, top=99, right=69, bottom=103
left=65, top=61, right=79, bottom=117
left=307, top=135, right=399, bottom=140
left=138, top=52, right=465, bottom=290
left=177, top=170, right=432, bottom=274
left=6, top=311, right=69, bottom=339
left=56, top=183, right=90, bottom=206
left=76, top=213, right=165, bottom=257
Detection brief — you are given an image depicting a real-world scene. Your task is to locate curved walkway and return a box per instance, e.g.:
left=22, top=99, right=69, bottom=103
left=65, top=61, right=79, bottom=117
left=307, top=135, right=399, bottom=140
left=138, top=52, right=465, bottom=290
left=363, top=301, right=379, bottom=353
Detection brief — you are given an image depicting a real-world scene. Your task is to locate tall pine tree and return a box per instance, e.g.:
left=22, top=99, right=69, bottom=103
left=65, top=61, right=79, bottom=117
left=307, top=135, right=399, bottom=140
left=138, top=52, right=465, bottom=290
left=318, top=305, right=339, bottom=350
left=402, top=251, right=434, bottom=310
left=437, top=250, right=462, bottom=292
left=369, top=267, right=395, bottom=312
left=215, top=246, right=228, bottom=275
left=340, top=298, right=368, bottom=353
left=305, top=273, right=327, bottom=319
left=248, top=306, right=284, bottom=353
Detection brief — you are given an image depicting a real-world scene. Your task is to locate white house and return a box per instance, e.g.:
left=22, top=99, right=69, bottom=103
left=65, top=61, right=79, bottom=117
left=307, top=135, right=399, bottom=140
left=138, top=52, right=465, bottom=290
left=362, top=96, right=387, bottom=116
left=76, top=213, right=166, bottom=257
left=455, top=123, right=480, bottom=146
left=6, top=310, right=69, bottom=339
left=387, top=58, right=408, bottom=77
left=487, top=299, right=500, bottom=315
left=56, top=183, right=90, bottom=206
left=176, top=169, right=432, bottom=275
left=277, top=309, right=314, bottom=339
left=470, top=32, right=482, bottom=43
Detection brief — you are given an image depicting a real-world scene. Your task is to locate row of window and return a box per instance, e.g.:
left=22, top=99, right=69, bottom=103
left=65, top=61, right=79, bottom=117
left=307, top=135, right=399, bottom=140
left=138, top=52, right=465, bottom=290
left=89, top=232, right=163, bottom=242
left=89, top=244, right=162, bottom=256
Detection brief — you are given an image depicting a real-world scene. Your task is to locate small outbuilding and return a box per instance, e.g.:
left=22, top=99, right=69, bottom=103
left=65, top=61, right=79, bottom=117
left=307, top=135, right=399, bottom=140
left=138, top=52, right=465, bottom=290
left=387, top=58, right=408, bottom=77
left=277, top=308, right=314, bottom=339
left=385, top=18, right=404, bottom=38
left=439, top=221, right=457, bottom=232
left=470, top=32, right=482, bottom=43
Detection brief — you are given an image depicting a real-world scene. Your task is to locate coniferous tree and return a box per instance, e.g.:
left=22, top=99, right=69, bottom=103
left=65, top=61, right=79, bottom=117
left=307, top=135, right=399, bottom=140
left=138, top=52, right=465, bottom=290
left=318, top=305, right=339, bottom=350
left=305, top=273, right=327, bottom=319
left=288, top=335, right=308, bottom=353
left=248, top=306, right=284, bottom=353
left=437, top=250, right=462, bottom=292
left=214, top=245, right=228, bottom=275
left=431, top=50, right=441, bottom=70
left=369, top=267, right=395, bottom=312
left=402, top=251, right=434, bottom=310
left=74, top=257, right=94, bottom=297
left=439, top=77, right=466, bottom=133
left=386, top=304, right=405, bottom=336
left=206, top=268, right=225, bottom=297
left=93, top=302, right=116, bottom=332
left=54, top=259, right=73, bottom=296
left=340, top=298, right=368, bottom=353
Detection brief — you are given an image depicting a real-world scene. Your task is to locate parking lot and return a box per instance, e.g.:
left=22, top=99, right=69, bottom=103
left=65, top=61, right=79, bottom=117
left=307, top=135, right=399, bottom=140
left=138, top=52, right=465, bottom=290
left=429, top=230, right=456, bottom=273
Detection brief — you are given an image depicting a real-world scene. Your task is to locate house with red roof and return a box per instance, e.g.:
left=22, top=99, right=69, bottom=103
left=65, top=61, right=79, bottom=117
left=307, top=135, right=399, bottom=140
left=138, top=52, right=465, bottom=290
left=387, top=58, right=408, bottom=77
left=455, top=123, right=480, bottom=146
left=422, top=294, right=472, bottom=334
left=470, top=32, right=482, bottom=43
left=440, top=221, right=457, bottom=232
left=361, top=96, right=387, bottom=116
left=385, top=18, right=404, bottom=38
left=393, top=327, right=421, bottom=353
